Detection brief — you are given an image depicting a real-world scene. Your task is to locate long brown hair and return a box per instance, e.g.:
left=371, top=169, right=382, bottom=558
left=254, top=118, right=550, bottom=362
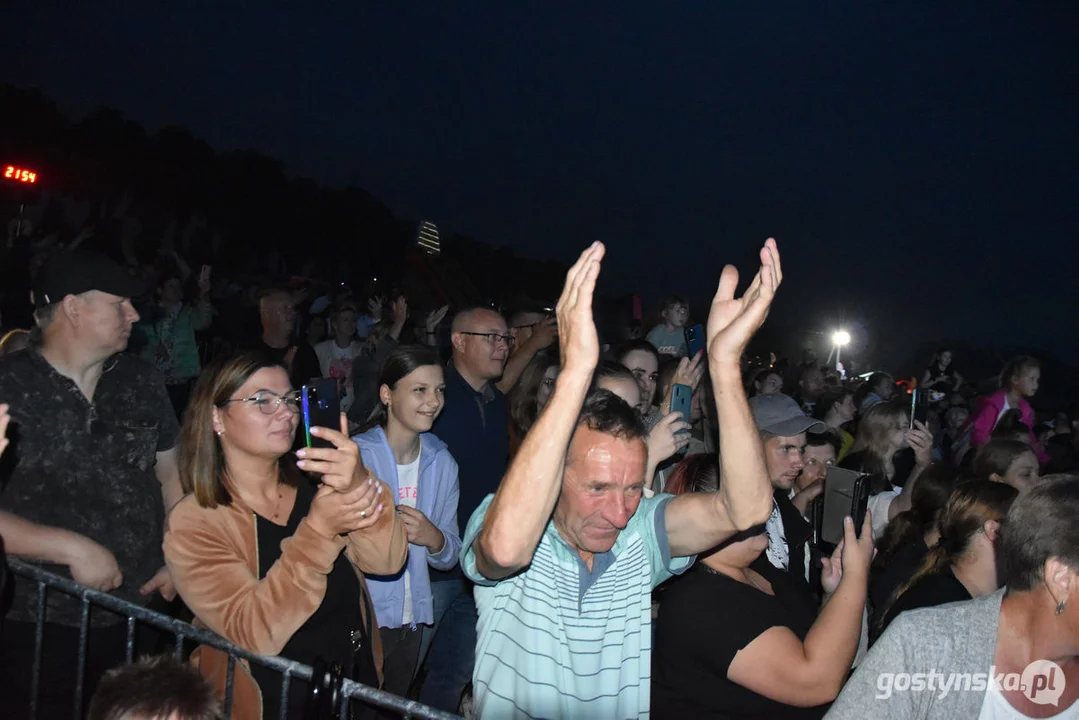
left=179, top=351, right=298, bottom=509
left=873, top=463, right=957, bottom=569
left=509, top=352, right=559, bottom=439
left=850, top=402, right=907, bottom=489
left=878, top=481, right=1017, bottom=630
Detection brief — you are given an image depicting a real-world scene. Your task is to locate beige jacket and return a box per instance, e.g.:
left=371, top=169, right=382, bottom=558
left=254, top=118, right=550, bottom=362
left=164, top=480, right=408, bottom=719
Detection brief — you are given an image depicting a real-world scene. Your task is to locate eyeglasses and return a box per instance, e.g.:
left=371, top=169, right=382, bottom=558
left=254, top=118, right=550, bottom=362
left=223, top=390, right=302, bottom=415
left=459, top=331, right=515, bottom=347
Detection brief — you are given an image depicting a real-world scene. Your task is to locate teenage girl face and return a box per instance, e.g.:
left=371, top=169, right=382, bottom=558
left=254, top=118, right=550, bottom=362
left=382, top=365, right=446, bottom=434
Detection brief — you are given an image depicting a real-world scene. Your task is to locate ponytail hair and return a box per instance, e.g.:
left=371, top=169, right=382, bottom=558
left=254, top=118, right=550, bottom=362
left=878, top=481, right=1017, bottom=632
left=874, top=463, right=957, bottom=568
left=363, top=344, right=442, bottom=431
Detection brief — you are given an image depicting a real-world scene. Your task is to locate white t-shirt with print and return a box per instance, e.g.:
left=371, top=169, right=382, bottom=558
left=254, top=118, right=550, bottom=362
left=314, top=339, right=363, bottom=411
left=397, top=454, right=420, bottom=625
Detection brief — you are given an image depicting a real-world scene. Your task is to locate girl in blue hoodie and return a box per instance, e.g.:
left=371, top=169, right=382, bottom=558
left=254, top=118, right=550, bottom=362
left=352, top=345, right=461, bottom=699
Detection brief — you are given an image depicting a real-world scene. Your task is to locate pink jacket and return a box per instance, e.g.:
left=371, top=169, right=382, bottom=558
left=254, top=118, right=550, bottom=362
left=966, top=389, right=1049, bottom=465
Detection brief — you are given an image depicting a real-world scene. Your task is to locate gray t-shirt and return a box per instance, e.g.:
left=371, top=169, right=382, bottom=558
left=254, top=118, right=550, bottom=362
left=827, top=591, right=1005, bottom=719
left=646, top=325, right=688, bottom=358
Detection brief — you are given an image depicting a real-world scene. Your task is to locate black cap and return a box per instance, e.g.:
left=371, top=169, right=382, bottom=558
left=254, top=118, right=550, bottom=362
left=33, top=251, right=145, bottom=309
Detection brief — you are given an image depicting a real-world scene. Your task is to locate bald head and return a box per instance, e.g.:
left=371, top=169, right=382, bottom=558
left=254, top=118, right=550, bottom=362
left=451, top=307, right=509, bottom=385
left=451, top=307, right=503, bottom=335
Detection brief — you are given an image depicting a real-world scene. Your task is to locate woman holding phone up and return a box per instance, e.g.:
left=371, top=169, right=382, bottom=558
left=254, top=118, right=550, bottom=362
left=165, top=352, right=408, bottom=720
left=652, top=454, right=873, bottom=719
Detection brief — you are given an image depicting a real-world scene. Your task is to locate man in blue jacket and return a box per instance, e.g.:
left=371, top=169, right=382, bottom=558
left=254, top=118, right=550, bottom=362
left=419, top=307, right=511, bottom=712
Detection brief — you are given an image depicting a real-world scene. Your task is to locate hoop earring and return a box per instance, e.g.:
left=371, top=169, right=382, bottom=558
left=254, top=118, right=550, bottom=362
left=1056, top=599, right=1067, bottom=616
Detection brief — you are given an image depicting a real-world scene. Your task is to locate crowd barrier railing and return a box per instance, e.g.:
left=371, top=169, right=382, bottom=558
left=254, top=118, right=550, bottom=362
left=7, top=558, right=461, bottom=720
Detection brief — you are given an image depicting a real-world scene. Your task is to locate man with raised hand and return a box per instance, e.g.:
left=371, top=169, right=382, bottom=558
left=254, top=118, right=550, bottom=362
left=461, top=239, right=783, bottom=718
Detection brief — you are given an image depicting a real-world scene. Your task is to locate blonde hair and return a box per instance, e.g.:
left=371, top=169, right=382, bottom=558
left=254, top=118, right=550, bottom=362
left=851, top=402, right=907, bottom=484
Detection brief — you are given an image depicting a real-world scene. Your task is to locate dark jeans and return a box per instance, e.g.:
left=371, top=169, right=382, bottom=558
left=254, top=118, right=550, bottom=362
left=417, top=582, right=476, bottom=713
left=377, top=626, right=422, bottom=710
left=416, top=577, right=463, bottom=679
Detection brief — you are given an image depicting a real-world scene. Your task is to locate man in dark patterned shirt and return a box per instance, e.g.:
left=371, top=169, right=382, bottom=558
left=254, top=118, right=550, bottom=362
left=0, top=251, right=183, bottom=718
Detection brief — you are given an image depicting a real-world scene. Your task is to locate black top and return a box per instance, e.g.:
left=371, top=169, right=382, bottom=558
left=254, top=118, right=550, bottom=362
left=250, top=480, right=370, bottom=720
left=652, top=557, right=827, bottom=720
left=259, top=340, right=322, bottom=390
left=430, top=363, right=509, bottom=582
left=869, top=539, right=929, bottom=643
left=925, top=363, right=958, bottom=391
left=0, top=350, right=179, bottom=625
left=877, top=568, right=972, bottom=639
left=840, top=447, right=917, bottom=492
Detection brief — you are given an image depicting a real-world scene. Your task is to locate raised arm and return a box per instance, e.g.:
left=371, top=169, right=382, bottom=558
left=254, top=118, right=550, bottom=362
left=473, top=243, right=604, bottom=580
left=665, top=239, right=783, bottom=556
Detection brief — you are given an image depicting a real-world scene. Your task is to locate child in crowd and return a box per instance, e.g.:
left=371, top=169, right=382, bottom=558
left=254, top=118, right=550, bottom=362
left=646, top=294, right=690, bottom=358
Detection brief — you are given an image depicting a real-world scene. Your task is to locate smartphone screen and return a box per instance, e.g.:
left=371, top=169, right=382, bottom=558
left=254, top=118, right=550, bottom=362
left=302, top=378, right=341, bottom=450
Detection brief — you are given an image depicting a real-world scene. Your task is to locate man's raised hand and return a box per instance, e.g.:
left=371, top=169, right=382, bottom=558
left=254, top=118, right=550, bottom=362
left=707, top=238, right=783, bottom=364
left=556, top=242, right=605, bottom=376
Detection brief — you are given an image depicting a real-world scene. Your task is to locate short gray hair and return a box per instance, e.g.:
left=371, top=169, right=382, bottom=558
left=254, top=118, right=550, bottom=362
left=32, top=303, right=58, bottom=330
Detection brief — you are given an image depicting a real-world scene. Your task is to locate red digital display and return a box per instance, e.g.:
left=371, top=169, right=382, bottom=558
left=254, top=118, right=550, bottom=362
left=4, top=166, right=38, bottom=184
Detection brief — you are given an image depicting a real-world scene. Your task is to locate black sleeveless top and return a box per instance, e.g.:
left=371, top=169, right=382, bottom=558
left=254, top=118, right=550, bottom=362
left=249, top=479, right=372, bottom=719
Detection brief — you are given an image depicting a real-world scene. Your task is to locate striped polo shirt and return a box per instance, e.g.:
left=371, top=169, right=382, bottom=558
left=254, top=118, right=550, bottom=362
left=461, top=492, right=693, bottom=719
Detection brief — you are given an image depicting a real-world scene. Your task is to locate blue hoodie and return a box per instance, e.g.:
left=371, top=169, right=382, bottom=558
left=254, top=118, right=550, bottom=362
left=352, top=426, right=461, bottom=628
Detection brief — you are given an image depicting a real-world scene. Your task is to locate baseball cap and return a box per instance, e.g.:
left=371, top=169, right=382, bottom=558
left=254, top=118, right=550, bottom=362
left=33, top=251, right=144, bottom=308
left=749, top=393, right=826, bottom=437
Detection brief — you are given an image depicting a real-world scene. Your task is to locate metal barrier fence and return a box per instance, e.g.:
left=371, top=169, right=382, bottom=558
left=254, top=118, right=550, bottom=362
left=7, top=558, right=461, bottom=720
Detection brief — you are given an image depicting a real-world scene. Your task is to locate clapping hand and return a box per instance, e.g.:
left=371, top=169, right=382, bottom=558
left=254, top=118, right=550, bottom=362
left=556, top=242, right=604, bottom=375
left=367, top=297, right=385, bottom=322
left=426, top=305, right=449, bottom=334
left=706, top=238, right=783, bottom=365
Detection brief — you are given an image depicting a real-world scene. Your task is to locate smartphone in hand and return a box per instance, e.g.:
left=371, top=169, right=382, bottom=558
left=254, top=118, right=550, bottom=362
left=302, top=378, right=341, bottom=450
left=671, top=383, right=692, bottom=436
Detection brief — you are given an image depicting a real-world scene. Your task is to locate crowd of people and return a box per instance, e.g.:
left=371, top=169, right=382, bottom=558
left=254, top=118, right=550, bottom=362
left=1, top=224, right=1079, bottom=720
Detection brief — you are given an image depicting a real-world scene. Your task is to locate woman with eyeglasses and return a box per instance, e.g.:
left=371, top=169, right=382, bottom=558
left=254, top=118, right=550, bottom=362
left=652, top=454, right=873, bottom=719
left=164, top=352, right=408, bottom=720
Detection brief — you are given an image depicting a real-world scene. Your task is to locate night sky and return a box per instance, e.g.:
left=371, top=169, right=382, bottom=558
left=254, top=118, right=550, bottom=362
left=3, top=2, right=1077, bottom=366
